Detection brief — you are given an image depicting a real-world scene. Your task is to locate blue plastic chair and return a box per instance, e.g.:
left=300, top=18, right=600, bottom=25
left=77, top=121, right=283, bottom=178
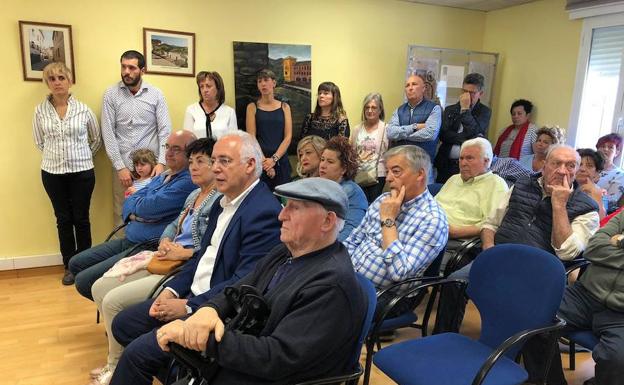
left=295, top=273, right=377, bottom=385
left=373, top=244, right=567, bottom=385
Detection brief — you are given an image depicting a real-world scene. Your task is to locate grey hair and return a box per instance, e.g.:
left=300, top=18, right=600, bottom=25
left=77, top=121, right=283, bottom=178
left=383, top=145, right=431, bottom=176
left=221, top=131, right=263, bottom=177
left=360, top=92, right=385, bottom=121
left=461, top=137, right=493, bottom=168
left=546, top=144, right=580, bottom=165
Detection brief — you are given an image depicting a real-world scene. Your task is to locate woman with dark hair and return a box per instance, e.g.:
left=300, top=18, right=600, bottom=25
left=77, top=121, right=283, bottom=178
left=183, top=71, right=237, bottom=140
left=596, top=133, right=624, bottom=213
left=351, top=92, right=388, bottom=203
left=33, top=62, right=101, bottom=285
left=246, top=69, right=292, bottom=190
left=319, top=136, right=367, bottom=241
left=301, top=81, right=349, bottom=140
left=88, top=138, right=221, bottom=385
left=493, top=99, right=537, bottom=159
left=577, top=148, right=607, bottom=219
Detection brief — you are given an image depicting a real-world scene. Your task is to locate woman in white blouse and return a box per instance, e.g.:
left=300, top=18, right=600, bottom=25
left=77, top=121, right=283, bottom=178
left=33, top=62, right=101, bottom=285
left=182, top=71, right=237, bottom=140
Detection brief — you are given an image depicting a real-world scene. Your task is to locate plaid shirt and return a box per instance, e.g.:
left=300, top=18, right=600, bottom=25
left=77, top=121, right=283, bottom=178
left=345, top=189, right=448, bottom=289
left=490, top=155, right=532, bottom=186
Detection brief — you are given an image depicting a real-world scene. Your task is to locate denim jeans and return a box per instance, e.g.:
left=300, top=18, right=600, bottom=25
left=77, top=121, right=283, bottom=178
left=68, top=238, right=138, bottom=300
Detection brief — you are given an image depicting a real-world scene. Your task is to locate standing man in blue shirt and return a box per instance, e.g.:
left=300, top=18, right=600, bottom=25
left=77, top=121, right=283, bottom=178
left=101, top=50, right=172, bottom=228
left=387, top=74, right=442, bottom=176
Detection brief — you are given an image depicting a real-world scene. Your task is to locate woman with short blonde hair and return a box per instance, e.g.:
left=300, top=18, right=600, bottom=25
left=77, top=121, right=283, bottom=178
left=33, top=62, right=101, bottom=285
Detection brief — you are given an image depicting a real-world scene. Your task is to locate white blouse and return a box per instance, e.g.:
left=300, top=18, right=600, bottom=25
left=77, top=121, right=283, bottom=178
left=182, top=103, right=238, bottom=140
left=33, top=95, right=101, bottom=174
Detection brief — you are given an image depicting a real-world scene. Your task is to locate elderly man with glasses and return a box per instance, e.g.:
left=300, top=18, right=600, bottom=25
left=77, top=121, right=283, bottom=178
left=69, top=130, right=198, bottom=301
left=106, top=131, right=282, bottom=383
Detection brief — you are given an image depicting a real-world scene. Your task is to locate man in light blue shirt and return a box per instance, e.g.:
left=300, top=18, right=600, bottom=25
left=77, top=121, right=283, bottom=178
left=101, top=50, right=172, bottom=227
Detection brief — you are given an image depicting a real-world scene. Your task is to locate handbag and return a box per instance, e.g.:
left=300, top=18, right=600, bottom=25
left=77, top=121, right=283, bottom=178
left=146, top=258, right=184, bottom=275
left=354, top=123, right=386, bottom=187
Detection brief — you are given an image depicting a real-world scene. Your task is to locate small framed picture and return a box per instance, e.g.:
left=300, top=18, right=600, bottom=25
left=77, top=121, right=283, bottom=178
left=143, top=28, right=195, bottom=77
left=19, top=21, right=75, bottom=82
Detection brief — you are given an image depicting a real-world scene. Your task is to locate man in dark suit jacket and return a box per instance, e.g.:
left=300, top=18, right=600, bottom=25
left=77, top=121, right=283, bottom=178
left=111, top=178, right=367, bottom=385
left=110, top=132, right=282, bottom=378
left=434, top=73, right=492, bottom=183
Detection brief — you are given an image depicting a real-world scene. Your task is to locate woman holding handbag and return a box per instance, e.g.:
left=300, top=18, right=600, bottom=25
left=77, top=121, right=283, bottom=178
left=350, top=93, right=388, bottom=203
left=87, top=138, right=221, bottom=385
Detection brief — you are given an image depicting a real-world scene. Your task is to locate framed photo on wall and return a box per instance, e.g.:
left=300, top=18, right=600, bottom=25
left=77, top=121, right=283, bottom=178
left=19, top=21, right=75, bottom=82
left=143, top=28, right=195, bottom=77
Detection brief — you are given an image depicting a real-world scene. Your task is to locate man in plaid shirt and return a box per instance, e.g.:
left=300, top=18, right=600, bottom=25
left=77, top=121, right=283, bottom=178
left=345, top=145, right=448, bottom=316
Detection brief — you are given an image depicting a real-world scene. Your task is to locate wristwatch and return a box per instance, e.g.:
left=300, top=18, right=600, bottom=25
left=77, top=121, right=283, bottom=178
left=381, top=218, right=396, bottom=228
left=271, top=154, right=280, bottom=163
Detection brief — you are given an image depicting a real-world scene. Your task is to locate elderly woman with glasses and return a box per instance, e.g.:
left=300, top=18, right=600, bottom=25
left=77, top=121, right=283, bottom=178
left=183, top=71, right=238, bottom=140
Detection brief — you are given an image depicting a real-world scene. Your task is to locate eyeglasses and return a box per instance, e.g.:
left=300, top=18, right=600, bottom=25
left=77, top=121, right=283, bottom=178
left=210, top=156, right=236, bottom=168
left=165, top=144, right=184, bottom=154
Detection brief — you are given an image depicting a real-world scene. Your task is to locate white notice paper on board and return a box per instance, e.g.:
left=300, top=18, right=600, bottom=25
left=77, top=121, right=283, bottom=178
left=440, top=65, right=465, bottom=88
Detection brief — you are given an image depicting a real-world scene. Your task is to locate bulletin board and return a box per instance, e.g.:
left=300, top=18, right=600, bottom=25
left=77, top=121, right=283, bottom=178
left=406, top=45, right=499, bottom=110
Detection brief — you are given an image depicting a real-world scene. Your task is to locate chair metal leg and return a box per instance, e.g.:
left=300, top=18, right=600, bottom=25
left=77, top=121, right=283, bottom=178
left=569, top=340, right=576, bottom=370
left=363, top=340, right=375, bottom=385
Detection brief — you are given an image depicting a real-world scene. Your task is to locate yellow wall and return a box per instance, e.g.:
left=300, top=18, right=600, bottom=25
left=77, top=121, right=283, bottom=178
left=2, top=0, right=486, bottom=259
left=483, top=0, right=582, bottom=141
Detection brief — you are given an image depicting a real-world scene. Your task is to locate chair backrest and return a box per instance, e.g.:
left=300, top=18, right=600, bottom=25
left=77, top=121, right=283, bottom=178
left=427, top=183, right=443, bottom=197
left=423, top=246, right=445, bottom=278
left=353, top=273, right=377, bottom=366
left=468, top=244, right=566, bottom=358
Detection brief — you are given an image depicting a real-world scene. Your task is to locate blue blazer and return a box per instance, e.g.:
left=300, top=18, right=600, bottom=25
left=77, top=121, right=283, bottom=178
left=166, top=181, right=283, bottom=310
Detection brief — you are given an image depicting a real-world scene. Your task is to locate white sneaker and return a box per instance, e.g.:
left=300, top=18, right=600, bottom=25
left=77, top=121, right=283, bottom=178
left=88, top=366, right=113, bottom=385
left=89, top=365, right=107, bottom=379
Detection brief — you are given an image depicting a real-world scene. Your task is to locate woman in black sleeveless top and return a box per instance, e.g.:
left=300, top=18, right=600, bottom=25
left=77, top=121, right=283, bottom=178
left=246, top=69, right=292, bottom=191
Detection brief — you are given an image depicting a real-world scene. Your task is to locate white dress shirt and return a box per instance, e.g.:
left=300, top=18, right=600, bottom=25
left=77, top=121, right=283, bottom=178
left=33, top=95, right=101, bottom=174
left=189, top=179, right=260, bottom=295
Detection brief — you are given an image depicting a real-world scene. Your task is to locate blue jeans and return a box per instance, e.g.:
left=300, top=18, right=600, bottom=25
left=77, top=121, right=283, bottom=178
left=68, top=238, right=137, bottom=300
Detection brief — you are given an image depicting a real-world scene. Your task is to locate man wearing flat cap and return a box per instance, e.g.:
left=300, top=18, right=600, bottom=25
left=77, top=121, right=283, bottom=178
left=111, top=178, right=367, bottom=385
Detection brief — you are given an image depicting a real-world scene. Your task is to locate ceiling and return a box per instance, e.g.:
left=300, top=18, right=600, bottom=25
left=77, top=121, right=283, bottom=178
left=401, top=0, right=538, bottom=12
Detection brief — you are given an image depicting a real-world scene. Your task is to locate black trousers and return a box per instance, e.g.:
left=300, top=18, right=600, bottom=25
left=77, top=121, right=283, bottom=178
left=41, top=169, right=95, bottom=267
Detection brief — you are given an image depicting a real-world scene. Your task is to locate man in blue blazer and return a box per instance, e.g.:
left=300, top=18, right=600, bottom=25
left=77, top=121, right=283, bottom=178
left=110, top=132, right=282, bottom=378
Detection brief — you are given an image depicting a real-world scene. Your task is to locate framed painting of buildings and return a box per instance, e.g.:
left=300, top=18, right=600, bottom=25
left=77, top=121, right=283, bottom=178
left=19, top=21, right=75, bottom=82
left=233, top=41, right=312, bottom=151
left=143, top=28, right=195, bottom=77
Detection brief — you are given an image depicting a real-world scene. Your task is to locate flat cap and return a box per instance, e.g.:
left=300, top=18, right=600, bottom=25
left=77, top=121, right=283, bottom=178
left=274, top=177, right=348, bottom=219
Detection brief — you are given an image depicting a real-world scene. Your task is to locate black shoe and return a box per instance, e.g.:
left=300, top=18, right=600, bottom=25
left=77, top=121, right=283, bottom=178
left=62, top=269, right=75, bottom=285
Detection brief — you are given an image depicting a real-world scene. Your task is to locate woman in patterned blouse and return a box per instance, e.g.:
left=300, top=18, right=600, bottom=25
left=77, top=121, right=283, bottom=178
left=300, top=81, right=350, bottom=140
left=32, top=62, right=101, bottom=285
